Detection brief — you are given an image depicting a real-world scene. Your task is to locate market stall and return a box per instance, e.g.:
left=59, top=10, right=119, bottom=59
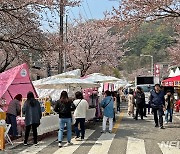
left=0, top=63, right=37, bottom=111
left=162, top=75, right=180, bottom=112
left=82, top=73, right=122, bottom=118
left=17, top=108, right=96, bottom=136
left=32, top=77, right=100, bottom=131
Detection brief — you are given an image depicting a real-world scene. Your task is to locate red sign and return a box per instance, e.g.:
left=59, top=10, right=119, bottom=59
left=154, top=64, right=160, bottom=77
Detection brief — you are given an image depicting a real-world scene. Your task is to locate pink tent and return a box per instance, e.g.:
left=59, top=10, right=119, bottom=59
left=0, top=63, right=38, bottom=110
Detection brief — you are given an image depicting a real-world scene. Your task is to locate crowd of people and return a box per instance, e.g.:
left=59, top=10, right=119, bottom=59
left=126, top=84, right=176, bottom=129
left=0, top=83, right=178, bottom=148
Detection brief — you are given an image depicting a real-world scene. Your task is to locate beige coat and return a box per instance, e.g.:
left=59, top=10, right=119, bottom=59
left=128, top=94, right=134, bottom=113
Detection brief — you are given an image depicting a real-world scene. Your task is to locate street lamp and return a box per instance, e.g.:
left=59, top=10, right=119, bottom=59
left=140, top=54, right=154, bottom=76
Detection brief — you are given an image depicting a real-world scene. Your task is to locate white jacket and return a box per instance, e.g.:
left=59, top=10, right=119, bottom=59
left=73, top=99, right=89, bottom=118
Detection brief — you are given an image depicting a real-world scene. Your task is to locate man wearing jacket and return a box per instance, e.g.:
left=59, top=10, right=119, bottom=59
left=149, top=84, right=165, bottom=129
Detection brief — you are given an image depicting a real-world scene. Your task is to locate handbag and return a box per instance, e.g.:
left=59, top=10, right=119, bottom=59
left=102, top=97, right=112, bottom=109
left=75, top=99, right=82, bottom=109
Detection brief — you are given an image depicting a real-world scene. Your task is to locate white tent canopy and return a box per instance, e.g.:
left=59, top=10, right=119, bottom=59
left=83, top=73, right=121, bottom=83
left=34, top=78, right=100, bottom=90
left=174, top=67, right=180, bottom=76
left=113, top=79, right=132, bottom=90
left=168, top=70, right=176, bottom=77
left=33, top=69, right=81, bottom=86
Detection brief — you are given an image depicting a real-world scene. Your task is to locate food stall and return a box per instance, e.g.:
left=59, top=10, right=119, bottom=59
left=17, top=96, right=96, bottom=136
left=162, top=75, right=180, bottom=112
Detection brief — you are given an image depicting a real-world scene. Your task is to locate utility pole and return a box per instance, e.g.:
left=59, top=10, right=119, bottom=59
left=58, top=0, right=64, bottom=74
left=64, top=14, right=68, bottom=72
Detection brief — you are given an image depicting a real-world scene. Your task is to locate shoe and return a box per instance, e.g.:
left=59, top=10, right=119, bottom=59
left=134, top=117, right=137, bottom=120
left=58, top=143, right=62, bottom=148
left=67, top=142, right=73, bottom=145
left=164, top=121, right=168, bottom=124
left=16, top=134, right=21, bottom=137
left=101, top=130, right=106, bottom=133
left=160, top=126, right=165, bottom=129
left=155, top=124, right=159, bottom=127
left=34, top=143, right=38, bottom=146
left=24, top=143, right=28, bottom=146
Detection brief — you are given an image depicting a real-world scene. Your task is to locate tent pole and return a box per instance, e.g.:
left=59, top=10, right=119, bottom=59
left=7, top=90, right=13, bottom=100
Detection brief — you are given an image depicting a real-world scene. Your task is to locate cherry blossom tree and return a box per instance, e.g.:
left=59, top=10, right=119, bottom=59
left=65, top=21, right=124, bottom=76
left=108, top=0, right=180, bottom=74
left=109, top=0, right=179, bottom=23
left=0, top=0, right=80, bottom=73
left=168, top=37, right=180, bottom=65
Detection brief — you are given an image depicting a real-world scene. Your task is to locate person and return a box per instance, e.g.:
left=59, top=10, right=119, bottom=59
left=73, top=91, right=89, bottom=140
left=22, top=92, right=42, bottom=146
left=6, top=94, right=22, bottom=137
left=149, top=84, right=165, bottom=129
left=134, top=87, right=145, bottom=120
left=111, top=91, right=117, bottom=122
left=100, top=90, right=114, bottom=133
left=116, top=91, right=121, bottom=113
left=164, top=90, right=174, bottom=124
left=54, top=91, right=75, bottom=148
left=127, top=89, right=135, bottom=117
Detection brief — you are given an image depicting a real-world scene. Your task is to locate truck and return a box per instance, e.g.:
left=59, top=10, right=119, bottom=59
left=135, top=76, right=155, bottom=103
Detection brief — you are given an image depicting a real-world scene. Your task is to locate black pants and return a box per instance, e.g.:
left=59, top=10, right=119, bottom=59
left=24, top=124, right=38, bottom=144
left=117, top=103, right=120, bottom=112
left=113, top=109, right=116, bottom=122
left=152, top=107, right=163, bottom=127
left=143, top=104, right=149, bottom=116
left=74, top=118, right=85, bottom=139
left=135, top=107, right=143, bottom=119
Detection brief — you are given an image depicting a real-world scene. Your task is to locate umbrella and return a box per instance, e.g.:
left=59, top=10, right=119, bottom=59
left=83, top=73, right=121, bottom=83
left=34, top=78, right=100, bottom=89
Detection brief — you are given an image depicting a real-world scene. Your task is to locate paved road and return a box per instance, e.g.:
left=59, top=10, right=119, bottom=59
left=2, top=103, right=180, bottom=154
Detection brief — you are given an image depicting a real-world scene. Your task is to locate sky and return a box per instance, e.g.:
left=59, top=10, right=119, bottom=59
left=68, top=0, right=119, bottom=20
left=40, top=0, right=119, bottom=32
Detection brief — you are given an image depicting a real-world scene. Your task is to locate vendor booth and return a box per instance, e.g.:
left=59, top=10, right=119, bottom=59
left=0, top=63, right=37, bottom=111
left=162, top=75, right=180, bottom=112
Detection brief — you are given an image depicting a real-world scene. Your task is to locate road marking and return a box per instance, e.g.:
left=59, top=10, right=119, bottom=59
left=88, top=133, right=115, bottom=154
left=112, top=111, right=124, bottom=133
left=126, top=137, right=146, bottom=154
left=19, top=136, right=57, bottom=154
left=158, top=143, right=180, bottom=154
left=53, top=129, right=95, bottom=154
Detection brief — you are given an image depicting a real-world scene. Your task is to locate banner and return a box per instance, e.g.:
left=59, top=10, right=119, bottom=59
left=154, top=64, right=160, bottom=77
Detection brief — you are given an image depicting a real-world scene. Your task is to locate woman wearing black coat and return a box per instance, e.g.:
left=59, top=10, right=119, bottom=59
left=134, top=87, right=145, bottom=120
left=22, top=92, right=42, bottom=146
